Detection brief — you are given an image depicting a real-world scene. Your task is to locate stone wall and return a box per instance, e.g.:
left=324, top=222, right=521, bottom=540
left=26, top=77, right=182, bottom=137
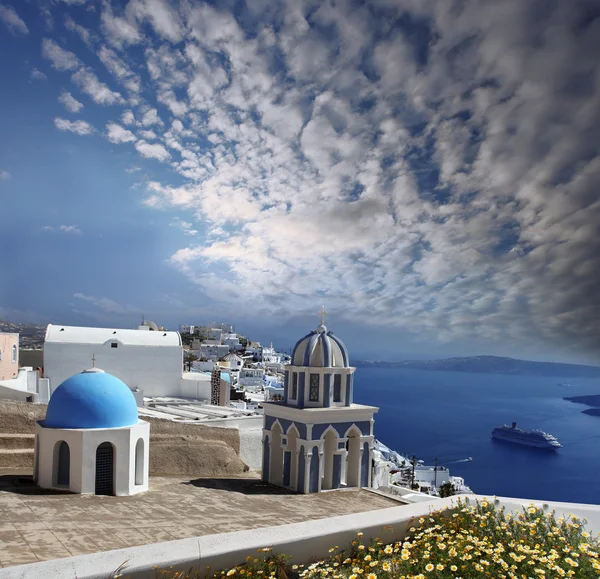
left=0, top=400, right=248, bottom=476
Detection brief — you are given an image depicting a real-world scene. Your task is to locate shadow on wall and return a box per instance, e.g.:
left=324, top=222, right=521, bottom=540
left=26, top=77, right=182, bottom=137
left=183, top=478, right=296, bottom=496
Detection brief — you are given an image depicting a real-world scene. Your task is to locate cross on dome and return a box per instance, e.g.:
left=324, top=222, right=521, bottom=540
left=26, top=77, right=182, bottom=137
left=318, top=305, right=327, bottom=324
left=91, top=353, right=96, bottom=368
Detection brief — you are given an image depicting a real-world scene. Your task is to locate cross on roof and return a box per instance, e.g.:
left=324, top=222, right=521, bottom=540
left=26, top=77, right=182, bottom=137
left=91, top=353, right=96, bottom=368
left=318, top=305, right=327, bottom=325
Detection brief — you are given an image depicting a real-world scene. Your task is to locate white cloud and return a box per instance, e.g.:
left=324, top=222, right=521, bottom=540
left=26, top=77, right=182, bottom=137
left=127, top=0, right=184, bottom=43
left=125, top=166, right=141, bottom=173
left=121, top=110, right=135, bottom=125
left=41, top=38, right=81, bottom=71
left=73, top=293, right=135, bottom=314
left=139, top=107, right=163, bottom=127
left=106, top=122, right=136, bottom=144
left=0, top=170, right=11, bottom=180
left=97, top=46, right=141, bottom=93
left=30, top=68, right=47, bottom=81
left=170, top=219, right=198, bottom=236
left=58, top=91, right=84, bottom=113
left=100, top=3, right=141, bottom=47
left=0, top=4, right=28, bottom=35
left=71, top=68, right=124, bottom=105
left=43, top=225, right=82, bottom=234
left=54, top=117, right=95, bottom=135
left=64, top=16, right=94, bottom=46
left=135, top=140, right=171, bottom=162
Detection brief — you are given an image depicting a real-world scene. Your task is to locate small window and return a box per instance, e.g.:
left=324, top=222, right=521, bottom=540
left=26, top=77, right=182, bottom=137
left=11, top=344, right=17, bottom=363
left=291, top=372, right=298, bottom=400
left=309, top=373, right=319, bottom=401
left=0, top=349, right=2, bottom=361
left=111, top=342, right=118, bottom=348
left=333, top=374, right=342, bottom=402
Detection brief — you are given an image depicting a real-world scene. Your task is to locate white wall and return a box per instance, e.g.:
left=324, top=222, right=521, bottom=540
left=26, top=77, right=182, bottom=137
left=44, top=342, right=182, bottom=397
left=35, top=422, right=149, bottom=496
left=0, top=367, right=46, bottom=402
left=180, top=374, right=212, bottom=400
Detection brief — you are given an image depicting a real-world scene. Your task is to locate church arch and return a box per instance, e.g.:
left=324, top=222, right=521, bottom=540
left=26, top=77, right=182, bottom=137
left=286, top=425, right=300, bottom=491
left=269, top=423, right=284, bottom=486
left=135, top=438, right=144, bottom=485
left=95, top=442, right=115, bottom=495
left=345, top=426, right=362, bottom=488
left=54, top=440, right=70, bottom=487
left=322, top=429, right=338, bottom=490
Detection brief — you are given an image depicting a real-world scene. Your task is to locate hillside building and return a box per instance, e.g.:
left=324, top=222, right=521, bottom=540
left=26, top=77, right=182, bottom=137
left=0, top=332, right=19, bottom=381
left=262, top=311, right=378, bottom=493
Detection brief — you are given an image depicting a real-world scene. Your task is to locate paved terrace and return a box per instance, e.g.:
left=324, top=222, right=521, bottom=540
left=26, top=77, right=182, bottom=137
left=0, top=472, right=400, bottom=569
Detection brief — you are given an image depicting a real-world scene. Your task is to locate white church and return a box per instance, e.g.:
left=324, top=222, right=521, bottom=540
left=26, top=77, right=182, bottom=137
left=262, top=310, right=379, bottom=493
left=43, top=323, right=183, bottom=398
left=35, top=365, right=149, bottom=496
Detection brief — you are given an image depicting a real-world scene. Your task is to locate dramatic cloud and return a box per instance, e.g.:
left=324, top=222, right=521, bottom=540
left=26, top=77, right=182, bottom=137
left=58, top=91, right=84, bottom=113
left=54, top=117, right=94, bottom=135
left=106, top=122, right=136, bottom=143
left=41, top=38, right=81, bottom=71
left=18, top=0, right=600, bottom=358
left=71, top=68, right=124, bottom=105
left=0, top=4, right=28, bottom=35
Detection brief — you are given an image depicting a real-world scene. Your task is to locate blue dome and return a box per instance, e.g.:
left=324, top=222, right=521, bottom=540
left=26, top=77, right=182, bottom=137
left=44, top=369, right=139, bottom=429
left=291, top=324, right=350, bottom=368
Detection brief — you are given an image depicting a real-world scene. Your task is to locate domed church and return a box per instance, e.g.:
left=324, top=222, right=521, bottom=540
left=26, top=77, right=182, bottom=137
left=34, top=365, right=149, bottom=496
left=262, top=308, right=379, bottom=493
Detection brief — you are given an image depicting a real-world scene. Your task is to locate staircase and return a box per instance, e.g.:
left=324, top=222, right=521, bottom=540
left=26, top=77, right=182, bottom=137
left=0, top=433, right=35, bottom=468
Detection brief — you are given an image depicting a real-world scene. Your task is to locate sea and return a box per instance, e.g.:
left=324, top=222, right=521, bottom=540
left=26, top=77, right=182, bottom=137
left=353, top=367, right=600, bottom=505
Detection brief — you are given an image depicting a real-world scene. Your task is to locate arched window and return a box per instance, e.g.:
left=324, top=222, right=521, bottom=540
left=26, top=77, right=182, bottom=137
left=11, top=344, right=17, bottom=363
left=56, top=441, right=70, bottom=487
left=135, top=438, right=144, bottom=485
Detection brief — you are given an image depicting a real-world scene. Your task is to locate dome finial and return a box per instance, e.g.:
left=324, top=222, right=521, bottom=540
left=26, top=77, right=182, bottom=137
left=317, top=305, right=328, bottom=333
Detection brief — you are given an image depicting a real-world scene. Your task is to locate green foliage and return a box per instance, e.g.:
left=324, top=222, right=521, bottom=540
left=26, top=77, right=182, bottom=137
left=438, top=482, right=455, bottom=498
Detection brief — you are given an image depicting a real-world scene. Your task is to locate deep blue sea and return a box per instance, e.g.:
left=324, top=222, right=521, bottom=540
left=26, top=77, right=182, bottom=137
left=353, top=367, right=600, bottom=505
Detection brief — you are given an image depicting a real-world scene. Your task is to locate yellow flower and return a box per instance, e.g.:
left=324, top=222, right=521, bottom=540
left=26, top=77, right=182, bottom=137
left=436, top=564, right=444, bottom=571
left=367, top=574, right=377, bottom=579
left=382, top=563, right=391, bottom=571
left=364, top=555, right=372, bottom=562
left=357, top=532, right=364, bottom=538
left=227, top=571, right=236, bottom=577
left=424, top=563, right=434, bottom=572
left=384, top=546, right=393, bottom=555
left=450, top=565, right=457, bottom=572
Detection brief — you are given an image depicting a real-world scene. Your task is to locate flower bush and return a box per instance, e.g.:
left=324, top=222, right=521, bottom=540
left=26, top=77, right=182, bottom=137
left=152, top=498, right=600, bottom=579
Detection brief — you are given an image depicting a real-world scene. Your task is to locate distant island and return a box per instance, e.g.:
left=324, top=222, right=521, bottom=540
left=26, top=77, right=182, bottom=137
left=564, top=395, right=600, bottom=417
left=355, top=355, right=600, bottom=378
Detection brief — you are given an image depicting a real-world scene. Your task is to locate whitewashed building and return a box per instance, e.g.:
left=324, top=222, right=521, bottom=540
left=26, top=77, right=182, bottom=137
left=44, top=325, right=183, bottom=398
left=239, top=367, right=264, bottom=388
left=35, top=367, right=149, bottom=496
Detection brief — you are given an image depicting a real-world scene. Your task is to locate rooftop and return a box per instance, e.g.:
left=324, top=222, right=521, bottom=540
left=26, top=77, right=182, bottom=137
left=44, top=324, right=181, bottom=347
left=0, top=472, right=400, bottom=569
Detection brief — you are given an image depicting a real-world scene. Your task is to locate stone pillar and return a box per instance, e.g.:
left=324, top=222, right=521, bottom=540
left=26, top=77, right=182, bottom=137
left=283, top=451, right=291, bottom=487
left=323, top=374, right=331, bottom=408
left=297, top=447, right=307, bottom=493
left=262, top=436, right=270, bottom=482
left=332, top=453, right=343, bottom=489
left=309, top=447, right=320, bottom=493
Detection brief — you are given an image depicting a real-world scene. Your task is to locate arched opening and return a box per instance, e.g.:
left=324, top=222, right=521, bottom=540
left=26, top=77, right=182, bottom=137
left=346, top=427, right=362, bottom=488
left=269, top=423, right=284, bottom=486
left=322, top=428, right=338, bottom=490
left=361, top=441, right=370, bottom=487
left=54, top=440, right=70, bottom=487
left=95, top=442, right=114, bottom=495
left=135, top=438, right=144, bottom=485
left=287, top=426, right=299, bottom=491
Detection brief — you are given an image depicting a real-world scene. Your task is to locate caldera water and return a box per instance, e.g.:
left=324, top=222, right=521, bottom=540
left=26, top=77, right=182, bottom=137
left=353, top=367, right=600, bottom=505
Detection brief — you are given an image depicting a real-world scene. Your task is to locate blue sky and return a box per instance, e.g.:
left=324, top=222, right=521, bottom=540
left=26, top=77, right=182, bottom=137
left=1, top=0, right=600, bottom=364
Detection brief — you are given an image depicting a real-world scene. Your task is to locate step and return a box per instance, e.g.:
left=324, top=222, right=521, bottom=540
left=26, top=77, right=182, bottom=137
left=0, top=448, right=34, bottom=468
left=0, top=434, right=35, bottom=450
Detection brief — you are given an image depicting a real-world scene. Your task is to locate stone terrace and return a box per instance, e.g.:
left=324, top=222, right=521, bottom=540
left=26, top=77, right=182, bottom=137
left=0, top=472, right=400, bottom=569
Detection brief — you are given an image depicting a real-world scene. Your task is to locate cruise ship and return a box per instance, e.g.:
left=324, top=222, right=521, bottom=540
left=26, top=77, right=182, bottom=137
left=491, top=422, right=562, bottom=449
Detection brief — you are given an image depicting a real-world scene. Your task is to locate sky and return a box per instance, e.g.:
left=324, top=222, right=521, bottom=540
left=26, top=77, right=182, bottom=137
left=1, top=0, right=599, bottom=364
